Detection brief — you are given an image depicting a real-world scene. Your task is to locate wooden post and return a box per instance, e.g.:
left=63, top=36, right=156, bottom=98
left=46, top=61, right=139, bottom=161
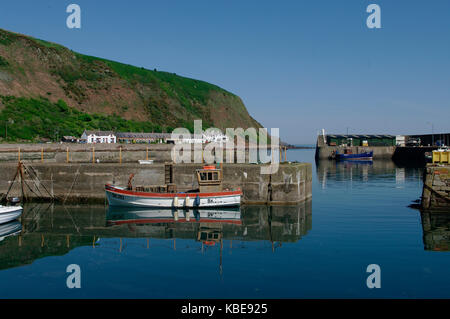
left=92, top=147, right=95, bottom=164
left=284, top=146, right=287, bottom=162
left=19, top=162, right=26, bottom=202
left=279, top=147, right=282, bottom=163
left=41, top=147, right=44, bottom=163
left=146, top=147, right=149, bottom=160
left=119, top=147, right=122, bottom=164
left=18, top=147, right=20, bottom=162
left=66, top=147, right=69, bottom=163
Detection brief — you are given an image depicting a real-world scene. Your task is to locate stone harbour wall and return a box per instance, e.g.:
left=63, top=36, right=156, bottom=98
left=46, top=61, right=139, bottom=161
left=0, top=162, right=312, bottom=205
left=422, top=165, right=450, bottom=210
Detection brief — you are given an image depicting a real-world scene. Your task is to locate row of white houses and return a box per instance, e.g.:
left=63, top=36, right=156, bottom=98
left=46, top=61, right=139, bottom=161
left=79, top=130, right=229, bottom=144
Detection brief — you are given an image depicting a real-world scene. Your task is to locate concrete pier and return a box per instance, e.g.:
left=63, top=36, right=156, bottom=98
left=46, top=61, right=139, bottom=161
left=422, top=164, right=450, bottom=210
left=392, top=146, right=437, bottom=166
left=0, top=162, right=312, bottom=205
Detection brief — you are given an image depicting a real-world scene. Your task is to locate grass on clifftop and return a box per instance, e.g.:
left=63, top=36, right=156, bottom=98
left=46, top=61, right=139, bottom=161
left=0, top=28, right=235, bottom=118
left=0, top=96, right=170, bottom=142
left=75, top=53, right=229, bottom=114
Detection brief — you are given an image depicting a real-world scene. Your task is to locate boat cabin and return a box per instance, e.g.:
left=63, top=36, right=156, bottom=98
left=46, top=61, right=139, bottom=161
left=128, top=165, right=224, bottom=194
left=196, top=166, right=223, bottom=193
left=197, top=228, right=222, bottom=244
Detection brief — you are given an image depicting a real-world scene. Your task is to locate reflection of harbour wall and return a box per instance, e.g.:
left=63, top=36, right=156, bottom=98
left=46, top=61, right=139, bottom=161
left=0, top=202, right=312, bottom=270
left=106, top=204, right=312, bottom=243
left=316, top=159, right=423, bottom=188
left=0, top=229, right=93, bottom=271
left=18, top=203, right=312, bottom=242
left=422, top=165, right=450, bottom=210
left=420, top=212, right=450, bottom=251
left=0, top=163, right=312, bottom=205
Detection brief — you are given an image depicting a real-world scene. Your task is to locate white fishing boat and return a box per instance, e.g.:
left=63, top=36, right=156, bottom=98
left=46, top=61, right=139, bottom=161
left=106, top=166, right=242, bottom=208
left=0, top=205, right=23, bottom=224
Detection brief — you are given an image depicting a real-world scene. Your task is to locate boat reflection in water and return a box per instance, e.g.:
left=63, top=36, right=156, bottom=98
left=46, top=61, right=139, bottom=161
left=0, top=220, right=22, bottom=242
left=106, top=203, right=312, bottom=248
left=420, top=211, right=450, bottom=251
left=106, top=204, right=312, bottom=274
left=0, top=202, right=312, bottom=272
left=107, top=207, right=242, bottom=226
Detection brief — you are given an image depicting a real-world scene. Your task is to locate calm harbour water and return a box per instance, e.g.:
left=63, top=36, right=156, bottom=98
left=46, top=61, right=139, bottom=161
left=0, top=149, right=449, bottom=298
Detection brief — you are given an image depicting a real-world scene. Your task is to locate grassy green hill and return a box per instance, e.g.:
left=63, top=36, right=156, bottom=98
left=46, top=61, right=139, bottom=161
left=0, top=28, right=262, bottom=142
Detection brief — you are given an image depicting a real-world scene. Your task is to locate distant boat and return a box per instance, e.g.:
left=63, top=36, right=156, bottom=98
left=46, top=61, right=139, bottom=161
left=334, top=150, right=373, bottom=161
left=0, top=205, right=23, bottom=224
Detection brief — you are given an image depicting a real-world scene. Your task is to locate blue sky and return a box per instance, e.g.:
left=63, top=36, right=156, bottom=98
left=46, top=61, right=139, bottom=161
left=0, top=0, right=449, bottom=143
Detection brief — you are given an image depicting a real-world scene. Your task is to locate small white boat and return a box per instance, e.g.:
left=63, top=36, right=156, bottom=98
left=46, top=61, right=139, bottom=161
left=138, top=160, right=154, bottom=164
left=0, top=220, right=22, bottom=241
left=106, top=166, right=242, bottom=208
left=0, top=205, right=23, bottom=224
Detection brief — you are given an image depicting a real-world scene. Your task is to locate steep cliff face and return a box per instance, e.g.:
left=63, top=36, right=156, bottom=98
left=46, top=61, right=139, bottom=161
left=0, top=28, right=262, bottom=140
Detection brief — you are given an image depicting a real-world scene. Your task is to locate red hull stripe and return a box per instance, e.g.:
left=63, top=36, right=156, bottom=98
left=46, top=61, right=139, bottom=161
left=108, top=218, right=242, bottom=225
left=105, top=184, right=242, bottom=198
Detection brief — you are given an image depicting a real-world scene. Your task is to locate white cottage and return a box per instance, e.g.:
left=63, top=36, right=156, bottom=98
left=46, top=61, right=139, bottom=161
left=203, top=132, right=229, bottom=144
left=81, top=130, right=116, bottom=144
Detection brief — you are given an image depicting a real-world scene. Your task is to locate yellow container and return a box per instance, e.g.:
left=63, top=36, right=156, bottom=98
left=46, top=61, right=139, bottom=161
left=442, top=151, right=449, bottom=163
left=433, top=151, right=450, bottom=163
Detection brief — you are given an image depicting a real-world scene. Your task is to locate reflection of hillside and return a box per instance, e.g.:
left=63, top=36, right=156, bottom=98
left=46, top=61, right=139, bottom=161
left=0, top=201, right=312, bottom=270
left=316, top=159, right=422, bottom=188
left=420, top=212, right=450, bottom=251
